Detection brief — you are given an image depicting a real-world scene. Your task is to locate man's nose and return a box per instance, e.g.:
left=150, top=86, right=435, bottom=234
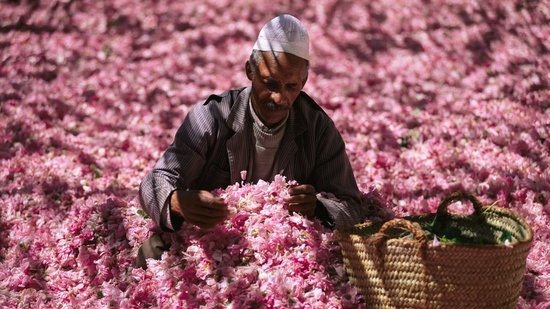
left=271, top=91, right=286, bottom=105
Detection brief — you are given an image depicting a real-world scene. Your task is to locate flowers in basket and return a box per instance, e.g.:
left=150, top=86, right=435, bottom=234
left=385, top=200, right=518, bottom=249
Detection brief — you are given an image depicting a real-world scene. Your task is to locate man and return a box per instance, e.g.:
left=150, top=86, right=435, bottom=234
left=137, top=14, right=366, bottom=269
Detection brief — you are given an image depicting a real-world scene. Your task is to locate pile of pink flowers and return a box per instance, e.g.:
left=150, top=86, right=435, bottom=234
left=1, top=0, right=549, bottom=308
left=132, top=175, right=363, bottom=308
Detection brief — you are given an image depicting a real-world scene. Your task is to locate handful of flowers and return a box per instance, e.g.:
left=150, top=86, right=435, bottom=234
left=142, top=174, right=364, bottom=308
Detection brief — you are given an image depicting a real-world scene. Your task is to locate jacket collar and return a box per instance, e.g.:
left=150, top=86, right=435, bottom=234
left=225, top=87, right=308, bottom=181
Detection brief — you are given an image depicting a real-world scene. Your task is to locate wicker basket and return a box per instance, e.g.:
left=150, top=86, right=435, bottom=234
left=334, top=192, right=533, bottom=309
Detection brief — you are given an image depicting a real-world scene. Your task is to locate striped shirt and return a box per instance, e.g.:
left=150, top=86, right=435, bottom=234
left=248, top=98, right=288, bottom=182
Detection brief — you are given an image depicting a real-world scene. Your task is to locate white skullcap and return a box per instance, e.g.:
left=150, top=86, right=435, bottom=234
left=253, top=14, right=310, bottom=61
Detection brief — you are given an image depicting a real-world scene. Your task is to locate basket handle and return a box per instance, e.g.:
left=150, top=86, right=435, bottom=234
left=370, top=218, right=429, bottom=261
left=376, top=218, right=428, bottom=246
left=436, top=191, right=484, bottom=217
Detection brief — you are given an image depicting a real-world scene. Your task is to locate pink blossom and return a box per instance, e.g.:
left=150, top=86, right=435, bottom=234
left=432, top=235, right=440, bottom=248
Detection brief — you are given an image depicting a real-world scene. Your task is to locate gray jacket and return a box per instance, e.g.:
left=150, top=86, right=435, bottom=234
left=139, top=87, right=366, bottom=231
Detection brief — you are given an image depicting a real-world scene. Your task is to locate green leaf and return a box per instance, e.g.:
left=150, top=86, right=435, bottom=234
left=440, top=235, right=458, bottom=243
left=90, top=164, right=101, bottom=178
left=137, top=209, right=150, bottom=219
left=500, top=230, right=513, bottom=244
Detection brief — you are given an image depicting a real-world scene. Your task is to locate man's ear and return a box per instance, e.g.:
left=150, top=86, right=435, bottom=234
left=245, top=61, right=254, bottom=81
left=301, top=71, right=308, bottom=89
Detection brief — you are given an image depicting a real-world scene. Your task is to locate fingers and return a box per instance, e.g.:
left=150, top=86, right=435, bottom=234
left=284, top=184, right=317, bottom=218
left=196, top=194, right=228, bottom=216
left=287, top=184, right=315, bottom=196
left=175, top=190, right=230, bottom=229
left=285, top=184, right=316, bottom=203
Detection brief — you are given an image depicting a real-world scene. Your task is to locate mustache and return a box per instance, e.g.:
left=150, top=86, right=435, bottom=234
left=265, top=101, right=290, bottom=111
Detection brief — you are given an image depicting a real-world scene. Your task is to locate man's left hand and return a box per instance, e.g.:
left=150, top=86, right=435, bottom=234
left=283, top=184, right=317, bottom=218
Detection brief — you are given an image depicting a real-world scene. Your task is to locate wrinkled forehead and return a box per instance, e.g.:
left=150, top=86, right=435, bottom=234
left=257, top=51, right=308, bottom=80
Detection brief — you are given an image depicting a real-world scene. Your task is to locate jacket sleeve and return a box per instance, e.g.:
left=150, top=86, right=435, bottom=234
left=138, top=102, right=219, bottom=231
left=310, top=117, right=367, bottom=230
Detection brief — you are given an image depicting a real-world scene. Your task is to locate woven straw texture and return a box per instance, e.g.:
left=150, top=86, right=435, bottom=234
left=335, top=192, right=533, bottom=309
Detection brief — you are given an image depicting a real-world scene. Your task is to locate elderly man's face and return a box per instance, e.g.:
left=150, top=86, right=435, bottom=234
left=246, top=51, right=308, bottom=127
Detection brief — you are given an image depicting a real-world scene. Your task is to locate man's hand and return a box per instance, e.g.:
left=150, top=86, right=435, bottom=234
left=283, top=184, right=317, bottom=218
left=171, top=190, right=229, bottom=229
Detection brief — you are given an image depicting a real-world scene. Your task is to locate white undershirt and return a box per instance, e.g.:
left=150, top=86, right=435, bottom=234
left=247, top=99, right=288, bottom=182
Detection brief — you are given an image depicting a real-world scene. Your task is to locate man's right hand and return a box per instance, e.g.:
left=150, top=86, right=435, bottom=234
left=170, top=190, right=229, bottom=229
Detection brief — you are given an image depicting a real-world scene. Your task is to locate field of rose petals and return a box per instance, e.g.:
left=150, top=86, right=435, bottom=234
left=1, top=0, right=549, bottom=308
